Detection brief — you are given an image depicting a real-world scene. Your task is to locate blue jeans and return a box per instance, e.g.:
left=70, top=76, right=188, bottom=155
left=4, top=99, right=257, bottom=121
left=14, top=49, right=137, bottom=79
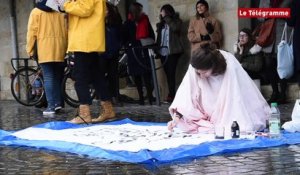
left=40, top=62, right=64, bottom=108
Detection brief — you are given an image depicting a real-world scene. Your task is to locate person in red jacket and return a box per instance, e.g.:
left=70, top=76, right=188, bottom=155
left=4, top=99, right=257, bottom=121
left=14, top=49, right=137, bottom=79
left=123, top=2, right=155, bottom=105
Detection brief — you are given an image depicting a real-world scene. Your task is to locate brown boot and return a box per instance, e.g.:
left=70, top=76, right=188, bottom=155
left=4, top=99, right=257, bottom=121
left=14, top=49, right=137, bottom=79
left=69, top=105, right=92, bottom=124
left=92, top=101, right=116, bottom=123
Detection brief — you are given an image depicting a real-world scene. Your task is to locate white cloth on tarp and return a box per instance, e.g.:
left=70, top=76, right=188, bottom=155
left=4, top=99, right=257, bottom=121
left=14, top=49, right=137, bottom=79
left=12, top=124, right=215, bottom=152
left=11, top=123, right=254, bottom=152
left=282, top=99, right=300, bottom=132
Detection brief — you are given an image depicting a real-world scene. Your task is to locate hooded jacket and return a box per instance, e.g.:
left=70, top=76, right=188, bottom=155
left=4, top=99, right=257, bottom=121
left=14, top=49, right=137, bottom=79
left=26, top=1, right=67, bottom=63
left=64, top=0, right=106, bottom=53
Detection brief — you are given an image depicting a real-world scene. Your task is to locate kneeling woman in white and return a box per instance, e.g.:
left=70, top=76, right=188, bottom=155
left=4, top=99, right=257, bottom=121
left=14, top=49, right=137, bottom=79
left=168, top=44, right=270, bottom=135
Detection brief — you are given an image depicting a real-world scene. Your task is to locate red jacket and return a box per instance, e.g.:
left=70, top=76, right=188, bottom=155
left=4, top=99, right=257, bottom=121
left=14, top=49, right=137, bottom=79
left=128, top=13, right=151, bottom=40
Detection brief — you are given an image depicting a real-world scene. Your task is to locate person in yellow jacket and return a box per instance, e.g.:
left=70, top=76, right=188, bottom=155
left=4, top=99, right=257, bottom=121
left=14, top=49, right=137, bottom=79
left=60, top=0, right=116, bottom=124
left=26, top=0, right=67, bottom=115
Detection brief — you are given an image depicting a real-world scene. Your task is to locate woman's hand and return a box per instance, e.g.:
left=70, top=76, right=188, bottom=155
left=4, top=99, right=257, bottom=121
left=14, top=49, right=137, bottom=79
left=167, top=120, right=177, bottom=131
left=237, top=42, right=244, bottom=54
left=167, top=116, right=180, bottom=131
left=168, top=108, right=182, bottom=131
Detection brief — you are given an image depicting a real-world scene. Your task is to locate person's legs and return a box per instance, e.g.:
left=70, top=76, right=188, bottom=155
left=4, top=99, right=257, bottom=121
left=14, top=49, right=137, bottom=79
left=264, top=53, right=279, bottom=103
left=278, top=78, right=288, bottom=104
left=40, top=63, right=56, bottom=114
left=69, top=52, right=93, bottom=124
left=143, top=72, right=154, bottom=105
left=107, top=56, right=119, bottom=98
left=73, top=52, right=93, bottom=105
left=92, top=54, right=116, bottom=123
left=133, top=75, right=144, bottom=105
left=161, top=54, right=180, bottom=101
left=93, top=55, right=111, bottom=102
left=298, top=72, right=300, bottom=86
left=52, top=62, right=65, bottom=110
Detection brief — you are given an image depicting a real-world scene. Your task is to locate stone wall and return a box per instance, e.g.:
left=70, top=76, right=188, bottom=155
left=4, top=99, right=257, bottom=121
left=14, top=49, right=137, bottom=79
left=0, top=3, right=12, bottom=100
left=0, top=1, right=32, bottom=100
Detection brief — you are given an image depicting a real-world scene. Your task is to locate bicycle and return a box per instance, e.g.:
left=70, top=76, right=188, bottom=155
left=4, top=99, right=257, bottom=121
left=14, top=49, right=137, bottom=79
left=10, top=58, right=45, bottom=106
left=10, top=57, right=95, bottom=108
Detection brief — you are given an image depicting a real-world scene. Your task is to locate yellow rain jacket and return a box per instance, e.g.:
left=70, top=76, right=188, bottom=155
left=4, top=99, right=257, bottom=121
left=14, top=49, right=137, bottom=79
left=26, top=8, right=67, bottom=63
left=64, top=0, right=106, bottom=52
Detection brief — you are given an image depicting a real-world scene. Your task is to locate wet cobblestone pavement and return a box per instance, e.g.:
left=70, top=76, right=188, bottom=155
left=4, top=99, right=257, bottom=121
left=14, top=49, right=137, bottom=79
left=0, top=100, right=300, bottom=174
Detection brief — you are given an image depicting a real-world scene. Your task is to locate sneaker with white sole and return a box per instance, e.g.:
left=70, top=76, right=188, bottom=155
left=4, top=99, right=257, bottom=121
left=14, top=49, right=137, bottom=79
left=54, top=105, right=62, bottom=112
left=43, top=108, right=55, bottom=115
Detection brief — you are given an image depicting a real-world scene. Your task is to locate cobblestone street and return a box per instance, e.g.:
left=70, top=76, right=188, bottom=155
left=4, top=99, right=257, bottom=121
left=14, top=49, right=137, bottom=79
left=0, top=100, right=300, bottom=174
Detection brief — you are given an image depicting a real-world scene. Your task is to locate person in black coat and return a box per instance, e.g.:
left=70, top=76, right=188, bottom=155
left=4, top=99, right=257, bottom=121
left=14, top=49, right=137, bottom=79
left=287, top=0, right=300, bottom=86
left=98, top=2, right=123, bottom=105
left=123, top=2, right=155, bottom=105
left=156, top=4, right=183, bottom=103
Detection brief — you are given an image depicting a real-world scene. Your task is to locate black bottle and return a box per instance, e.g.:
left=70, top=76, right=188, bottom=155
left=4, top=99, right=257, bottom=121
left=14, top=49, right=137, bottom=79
left=264, top=119, right=269, bottom=133
left=231, top=121, right=240, bottom=138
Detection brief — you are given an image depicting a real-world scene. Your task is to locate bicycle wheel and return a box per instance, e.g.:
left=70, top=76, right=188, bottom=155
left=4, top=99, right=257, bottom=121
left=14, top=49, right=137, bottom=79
left=11, top=68, right=45, bottom=106
left=62, top=72, right=96, bottom=108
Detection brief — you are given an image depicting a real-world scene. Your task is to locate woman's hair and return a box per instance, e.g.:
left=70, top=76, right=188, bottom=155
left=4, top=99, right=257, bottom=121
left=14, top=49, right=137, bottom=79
left=196, top=0, right=209, bottom=10
left=191, top=44, right=227, bottom=75
left=160, top=4, right=176, bottom=17
left=195, top=0, right=209, bottom=18
left=129, top=2, right=143, bottom=21
left=106, top=2, right=122, bottom=26
left=238, top=28, right=255, bottom=45
left=35, top=0, right=53, bottom=12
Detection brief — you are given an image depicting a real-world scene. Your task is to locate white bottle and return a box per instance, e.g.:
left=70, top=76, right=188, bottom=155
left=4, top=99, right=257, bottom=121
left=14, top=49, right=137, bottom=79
left=269, top=102, right=281, bottom=138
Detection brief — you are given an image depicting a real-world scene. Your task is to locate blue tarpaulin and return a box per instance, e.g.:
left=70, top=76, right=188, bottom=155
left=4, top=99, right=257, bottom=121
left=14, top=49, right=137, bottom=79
left=0, top=119, right=299, bottom=164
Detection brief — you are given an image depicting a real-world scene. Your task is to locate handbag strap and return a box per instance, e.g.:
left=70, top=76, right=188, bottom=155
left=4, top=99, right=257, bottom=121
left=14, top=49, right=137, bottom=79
left=289, top=29, right=294, bottom=45
left=281, top=22, right=288, bottom=42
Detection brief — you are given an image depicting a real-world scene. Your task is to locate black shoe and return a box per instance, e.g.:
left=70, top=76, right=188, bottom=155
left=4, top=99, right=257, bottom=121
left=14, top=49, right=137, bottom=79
left=54, top=104, right=63, bottom=113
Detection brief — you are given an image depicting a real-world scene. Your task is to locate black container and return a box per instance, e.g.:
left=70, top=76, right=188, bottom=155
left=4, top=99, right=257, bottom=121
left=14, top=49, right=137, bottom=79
left=264, top=119, right=269, bottom=133
left=231, top=121, right=240, bottom=138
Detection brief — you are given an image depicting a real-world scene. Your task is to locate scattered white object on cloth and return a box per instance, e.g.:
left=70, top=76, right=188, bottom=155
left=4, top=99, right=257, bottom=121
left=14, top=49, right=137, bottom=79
left=282, top=121, right=300, bottom=133
left=282, top=99, right=300, bottom=132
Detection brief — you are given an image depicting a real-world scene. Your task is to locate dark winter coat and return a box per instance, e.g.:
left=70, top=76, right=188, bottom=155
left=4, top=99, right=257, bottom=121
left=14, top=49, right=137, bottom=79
left=101, top=25, right=122, bottom=59
left=156, top=14, right=183, bottom=55
left=287, top=0, right=300, bottom=72
left=123, top=14, right=155, bottom=76
left=234, top=43, right=263, bottom=73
